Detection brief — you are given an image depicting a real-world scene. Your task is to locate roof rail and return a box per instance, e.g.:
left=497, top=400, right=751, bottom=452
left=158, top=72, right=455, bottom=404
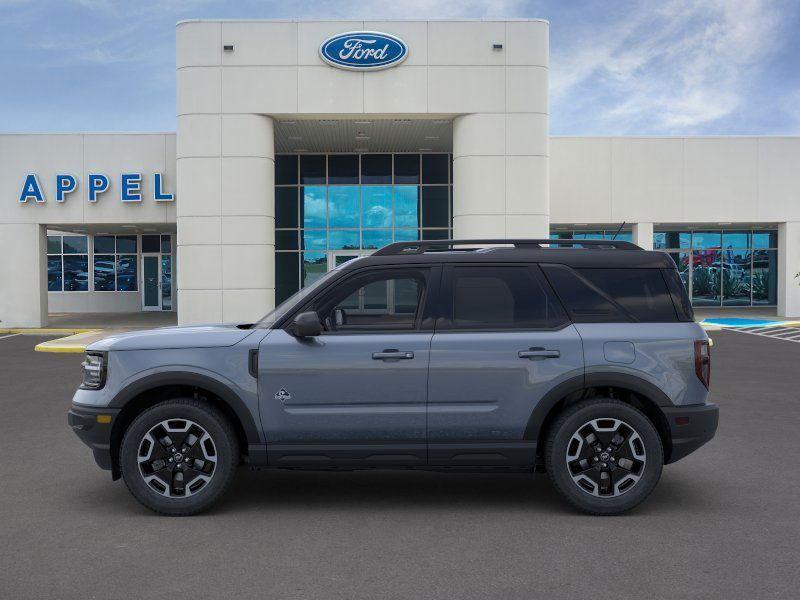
left=372, top=238, right=641, bottom=256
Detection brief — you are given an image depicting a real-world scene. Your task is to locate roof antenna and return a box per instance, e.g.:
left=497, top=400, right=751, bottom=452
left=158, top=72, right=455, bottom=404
left=610, top=221, right=626, bottom=240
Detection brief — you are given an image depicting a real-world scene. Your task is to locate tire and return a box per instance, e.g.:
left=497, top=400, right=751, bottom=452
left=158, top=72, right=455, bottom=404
left=545, top=398, right=663, bottom=515
left=120, top=398, right=239, bottom=516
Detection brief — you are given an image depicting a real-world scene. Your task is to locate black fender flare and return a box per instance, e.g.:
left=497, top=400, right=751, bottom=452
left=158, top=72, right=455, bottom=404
left=108, top=371, right=261, bottom=444
left=523, top=372, right=673, bottom=442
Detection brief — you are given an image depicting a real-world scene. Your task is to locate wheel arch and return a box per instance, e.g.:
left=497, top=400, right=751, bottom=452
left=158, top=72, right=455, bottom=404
left=108, top=372, right=260, bottom=480
left=526, top=373, right=674, bottom=467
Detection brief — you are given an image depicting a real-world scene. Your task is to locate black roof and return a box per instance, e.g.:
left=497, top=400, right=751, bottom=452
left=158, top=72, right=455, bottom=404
left=345, top=239, right=677, bottom=270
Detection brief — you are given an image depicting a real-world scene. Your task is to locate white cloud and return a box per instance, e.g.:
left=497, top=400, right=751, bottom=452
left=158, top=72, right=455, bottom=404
left=551, top=0, right=791, bottom=133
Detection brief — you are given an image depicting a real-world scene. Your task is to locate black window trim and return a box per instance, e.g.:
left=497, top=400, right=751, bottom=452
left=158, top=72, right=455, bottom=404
left=435, top=262, right=572, bottom=333
left=282, top=263, right=442, bottom=335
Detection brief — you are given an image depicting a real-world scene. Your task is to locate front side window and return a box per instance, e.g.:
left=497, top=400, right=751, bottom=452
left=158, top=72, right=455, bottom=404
left=447, top=266, right=567, bottom=330
left=313, top=270, right=428, bottom=332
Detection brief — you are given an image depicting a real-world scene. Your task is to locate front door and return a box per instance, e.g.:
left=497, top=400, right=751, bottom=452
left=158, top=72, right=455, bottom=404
left=427, top=264, right=585, bottom=467
left=258, top=265, right=439, bottom=467
left=141, top=255, right=161, bottom=311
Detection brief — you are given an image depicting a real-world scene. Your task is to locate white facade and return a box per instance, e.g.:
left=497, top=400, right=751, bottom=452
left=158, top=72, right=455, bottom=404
left=0, top=19, right=799, bottom=327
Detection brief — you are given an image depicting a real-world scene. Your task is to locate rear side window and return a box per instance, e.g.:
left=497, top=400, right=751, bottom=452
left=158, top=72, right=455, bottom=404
left=662, top=268, right=694, bottom=322
left=446, top=266, right=568, bottom=330
left=542, top=265, right=679, bottom=323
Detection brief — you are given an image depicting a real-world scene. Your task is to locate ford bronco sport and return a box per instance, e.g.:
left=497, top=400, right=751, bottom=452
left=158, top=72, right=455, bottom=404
left=68, top=239, right=718, bottom=515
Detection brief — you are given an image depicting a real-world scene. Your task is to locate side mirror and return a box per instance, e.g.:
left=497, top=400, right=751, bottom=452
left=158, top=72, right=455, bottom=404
left=291, top=311, right=322, bottom=338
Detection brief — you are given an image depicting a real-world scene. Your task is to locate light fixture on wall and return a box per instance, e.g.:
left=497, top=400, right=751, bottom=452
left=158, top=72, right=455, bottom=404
left=492, top=43, right=503, bottom=50
left=223, top=44, right=235, bottom=52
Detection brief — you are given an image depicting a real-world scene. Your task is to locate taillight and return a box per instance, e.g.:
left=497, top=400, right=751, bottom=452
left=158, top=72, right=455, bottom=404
left=694, top=340, right=711, bottom=389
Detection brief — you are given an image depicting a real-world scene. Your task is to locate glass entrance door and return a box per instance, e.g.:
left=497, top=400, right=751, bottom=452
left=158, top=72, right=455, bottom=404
left=142, top=255, right=161, bottom=311
left=328, top=250, right=369, bottom=271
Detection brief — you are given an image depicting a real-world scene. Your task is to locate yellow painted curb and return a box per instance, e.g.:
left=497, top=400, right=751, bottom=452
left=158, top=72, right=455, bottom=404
left=0, top=328, right=98, bottom=335
left=34, top=330, right=106, bottom=353
left=33, top=342, right=87, bottom=354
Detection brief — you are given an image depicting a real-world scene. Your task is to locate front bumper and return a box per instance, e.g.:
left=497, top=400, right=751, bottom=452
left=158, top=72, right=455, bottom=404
left=68, top=404, right=121, bottom=471
left=663, top=402, right=719, bottom=464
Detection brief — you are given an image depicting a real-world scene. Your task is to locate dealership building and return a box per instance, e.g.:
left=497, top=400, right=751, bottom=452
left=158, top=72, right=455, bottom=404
left=1, top=18, right=799, bottom=328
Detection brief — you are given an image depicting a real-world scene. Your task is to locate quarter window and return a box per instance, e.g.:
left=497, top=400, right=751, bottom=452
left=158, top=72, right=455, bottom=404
left=448, top=266, right=567, bottom=330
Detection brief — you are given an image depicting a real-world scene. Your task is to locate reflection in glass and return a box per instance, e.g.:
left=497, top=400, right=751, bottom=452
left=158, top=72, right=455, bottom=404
left=94, top=235, right=115, bottom=253
left=161, top=235, right=172, bottom=254
left=116, top=255, right=137, bottom=291
left=691, top=250, right=721, bottom=306
left=654, top=231, right=690, bottom=249
left=47, top=256, right=62, bottom=291
left=161, top=255, right=172, bottom=310
left=302, top=252, right=327, bottom=287
left=47, top=235, right=61, bottom=254
left=722, top=231, right=750, bottom=249
left=394, top=185, right=419, bottom=227
left=753, top=249, right=777, bottom=305
left=63, top=255, right=89, bottom=291
left=328, top=186, right=359, bottom=228
left=301, top=229, right=327, bottom=250
left=752, top=231, right=778, bottom=249
left=422, top=154, right=449, bottom=184
left=116, top=235, right=137, bottom=254
left=394, top=228, right=419, bottom=242
left=362, top=229, right=393, bottom=249
left=692, top=231, right=721, bottom=249
left=328, top=230, right=360, bottom=250
left=302, top=186, right=326, bottom=228
left=362, top=186, right=392, bottom=228
left=63, top=235, right=88, bottom=254
left=94, top=255, right=116, bottom=291
left=722, top=249, right=751, bottom=306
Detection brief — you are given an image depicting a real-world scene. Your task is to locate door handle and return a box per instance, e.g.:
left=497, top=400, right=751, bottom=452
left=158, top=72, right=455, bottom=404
left=518, top=348, right=560, bottom=360
left=372, top=349, right=414, bottom=360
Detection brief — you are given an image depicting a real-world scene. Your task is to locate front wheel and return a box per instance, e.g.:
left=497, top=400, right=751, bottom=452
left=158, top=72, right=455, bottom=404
left=120, top=399, right=239, bottom=516
left=545, top=399, right=663, bottom=515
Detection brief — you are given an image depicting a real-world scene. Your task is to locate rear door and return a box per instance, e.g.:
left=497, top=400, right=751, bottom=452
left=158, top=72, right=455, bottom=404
left=427, top=264, right=584, bottom=467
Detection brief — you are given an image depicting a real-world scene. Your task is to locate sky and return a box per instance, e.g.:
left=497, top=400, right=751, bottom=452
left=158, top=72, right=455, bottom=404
left=0, top=0, right=798, bottom=135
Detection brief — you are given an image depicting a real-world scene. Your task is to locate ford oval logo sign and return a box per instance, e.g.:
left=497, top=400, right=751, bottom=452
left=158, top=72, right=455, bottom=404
left=319, top=31, right=408, bottom=71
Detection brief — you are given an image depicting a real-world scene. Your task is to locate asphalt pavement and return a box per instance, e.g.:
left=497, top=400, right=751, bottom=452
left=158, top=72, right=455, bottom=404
left=0, top=330, right=798, bottom=600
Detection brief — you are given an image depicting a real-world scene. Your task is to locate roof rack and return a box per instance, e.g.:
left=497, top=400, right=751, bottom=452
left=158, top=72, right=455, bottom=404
left=372, top=238, right=641, bottom=256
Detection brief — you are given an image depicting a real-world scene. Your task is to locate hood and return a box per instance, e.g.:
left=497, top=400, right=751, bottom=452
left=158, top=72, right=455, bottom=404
left=86, top=324, right=258, bottom=352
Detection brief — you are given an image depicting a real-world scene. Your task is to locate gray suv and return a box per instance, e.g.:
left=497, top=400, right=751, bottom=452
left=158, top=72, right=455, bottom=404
left=68, top=239, right=718, bottom=516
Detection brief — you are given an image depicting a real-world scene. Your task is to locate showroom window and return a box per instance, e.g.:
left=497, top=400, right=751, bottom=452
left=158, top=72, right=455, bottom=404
left=654, top=229, right=778, bottom=307
left=47, top=235, right=89, bottom=292
left=550, top=228, right=633, bottom=242
left=274, top=153, right=454, bottom=303
left=93, top=235, right=138, bottom=292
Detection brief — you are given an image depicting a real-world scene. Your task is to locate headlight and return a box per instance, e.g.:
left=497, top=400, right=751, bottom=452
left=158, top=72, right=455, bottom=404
left=80, top=352, right=106, bottom=390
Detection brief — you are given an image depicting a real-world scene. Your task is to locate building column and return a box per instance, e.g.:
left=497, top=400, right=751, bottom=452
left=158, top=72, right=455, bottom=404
left=631, top=222, right=654, bottom=250
left=177, top=114, right=275, bottom=325
left=0, top=224, right=47, bottom=327
left=778, top=222, right=800, bottom=318
left=452, top=113, right=549, bottom=239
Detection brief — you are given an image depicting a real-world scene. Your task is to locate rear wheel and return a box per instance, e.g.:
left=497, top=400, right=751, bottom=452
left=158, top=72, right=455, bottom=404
left=120, top=399, right=239, bottom=516
left=545, top=399, right=663, bottom=515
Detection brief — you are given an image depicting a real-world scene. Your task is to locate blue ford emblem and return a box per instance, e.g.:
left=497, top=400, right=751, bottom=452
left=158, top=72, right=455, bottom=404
left=319, top=31, right=408, bottom=71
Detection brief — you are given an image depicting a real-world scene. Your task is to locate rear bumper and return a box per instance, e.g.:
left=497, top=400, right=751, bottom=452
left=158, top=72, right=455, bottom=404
left=68, top=405, right=120, bottom=471
left=663, top=402, right=719, bottom=464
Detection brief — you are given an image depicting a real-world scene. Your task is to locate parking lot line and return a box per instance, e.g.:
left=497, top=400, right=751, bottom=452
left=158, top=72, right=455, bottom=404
left=0, top=333, right=21, bottom=341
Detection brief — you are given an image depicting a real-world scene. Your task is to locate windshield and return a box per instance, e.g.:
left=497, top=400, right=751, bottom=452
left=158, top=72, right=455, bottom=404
left=255, top=268, right=340, bottom=328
